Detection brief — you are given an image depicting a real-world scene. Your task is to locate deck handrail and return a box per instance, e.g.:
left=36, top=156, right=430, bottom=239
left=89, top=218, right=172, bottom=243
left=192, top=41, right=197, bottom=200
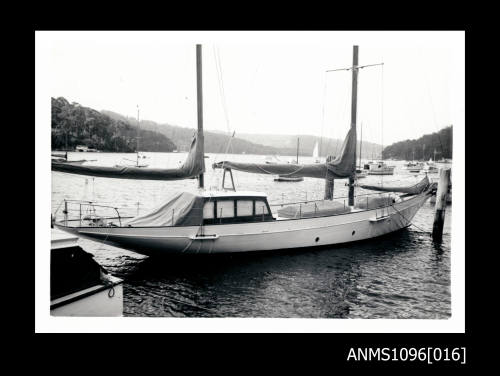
left=55, top=199, right=128, bottom=227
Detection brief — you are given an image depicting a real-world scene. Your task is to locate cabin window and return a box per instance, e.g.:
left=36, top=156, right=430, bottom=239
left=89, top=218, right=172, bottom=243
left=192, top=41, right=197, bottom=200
left=217, top=200, right=235, bottom=218
left=255, top=200, right=269, bottom=215
left=237, top=200, right=253, bottom=217
left=203, top=201, right=215, bottom=219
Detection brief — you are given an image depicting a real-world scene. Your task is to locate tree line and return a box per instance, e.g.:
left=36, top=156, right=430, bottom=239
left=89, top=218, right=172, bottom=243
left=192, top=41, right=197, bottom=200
left=382, top=126, right=453, bottom=161
left=51, top=97, right=177, bottom=152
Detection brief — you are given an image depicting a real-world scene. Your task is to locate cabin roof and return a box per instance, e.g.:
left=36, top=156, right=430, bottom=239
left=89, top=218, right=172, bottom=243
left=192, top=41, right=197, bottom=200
left=199, top=190, right=267, bottom=199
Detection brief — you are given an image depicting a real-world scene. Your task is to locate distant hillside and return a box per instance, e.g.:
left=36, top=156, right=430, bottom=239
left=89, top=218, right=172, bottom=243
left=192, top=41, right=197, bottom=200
left=103, top=110, right=295, bottom=156
left=382, top=126, right=453, bottom=160
left=102, top=110, right=382, bottom=158
left=236, top=132, right=383, bottom=159
left=51, top=98, right=176, bottom=152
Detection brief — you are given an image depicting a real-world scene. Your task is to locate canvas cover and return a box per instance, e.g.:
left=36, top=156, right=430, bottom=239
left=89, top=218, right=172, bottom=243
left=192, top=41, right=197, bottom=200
left=52, top=132, right=205, bottom=181
left=124, top=191, right=205, bottom=227
left=359, top=175, right=430, bottom=195
left=354, top=195, right=395, bottom=209
left=277, top=200, right=352, bottom=219
left=213, top=127, right=357, bottom=179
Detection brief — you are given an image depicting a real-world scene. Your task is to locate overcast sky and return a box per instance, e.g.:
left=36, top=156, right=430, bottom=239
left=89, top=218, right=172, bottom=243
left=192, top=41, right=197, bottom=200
left=37, top=31, right=464, bottom=146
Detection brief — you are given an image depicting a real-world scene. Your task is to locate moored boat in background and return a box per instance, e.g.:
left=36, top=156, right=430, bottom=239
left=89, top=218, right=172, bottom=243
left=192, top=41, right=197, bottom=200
left=405, top=162, right=423, bottom=173
left=364, top=161, right=395, bottom=175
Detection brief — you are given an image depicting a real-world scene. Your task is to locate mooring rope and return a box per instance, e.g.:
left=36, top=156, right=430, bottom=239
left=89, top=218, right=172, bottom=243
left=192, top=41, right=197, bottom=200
left=390, top=203, right=429, bottom=234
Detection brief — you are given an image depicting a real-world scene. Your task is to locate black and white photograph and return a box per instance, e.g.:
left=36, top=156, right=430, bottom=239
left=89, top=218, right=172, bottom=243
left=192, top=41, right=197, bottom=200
left=35, top=31, right=464, bottom=334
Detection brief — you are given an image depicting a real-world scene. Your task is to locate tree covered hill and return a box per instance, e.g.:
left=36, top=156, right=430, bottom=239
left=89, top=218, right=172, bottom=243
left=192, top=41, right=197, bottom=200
left=51, top=97, right=177, bottom=152
left=102, top=110, right=383, bottom=158
left=382, top=125, right=453, bottom=161
left=102, top=110, right=296, bottom=156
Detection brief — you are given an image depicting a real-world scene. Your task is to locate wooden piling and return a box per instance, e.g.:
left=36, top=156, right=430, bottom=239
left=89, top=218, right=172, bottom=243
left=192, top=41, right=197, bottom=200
left=432, top=168, right=451, bottom=242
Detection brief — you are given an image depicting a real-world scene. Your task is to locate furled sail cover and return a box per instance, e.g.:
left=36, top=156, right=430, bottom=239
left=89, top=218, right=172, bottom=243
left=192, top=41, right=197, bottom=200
left=124, top=191, right=205, bottom=227
left=51, top=132, right=205, bottom=181
left=359, top=175, right=430, bottom=195
left=278, top=200, right=351, bottom=219
left=213, top=127, right=356, bottom=179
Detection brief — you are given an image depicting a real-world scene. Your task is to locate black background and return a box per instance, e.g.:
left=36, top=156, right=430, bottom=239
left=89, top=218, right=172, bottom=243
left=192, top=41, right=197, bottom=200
left=27, top=8, right=478, bottom=371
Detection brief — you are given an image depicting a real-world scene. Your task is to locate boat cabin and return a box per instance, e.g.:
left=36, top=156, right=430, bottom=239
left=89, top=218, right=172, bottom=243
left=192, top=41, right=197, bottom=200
left=117, top=190, right=275, bottom=228
left=200, top=191, right=274, bottom=224
left=54, top=191, right=275, bottom=229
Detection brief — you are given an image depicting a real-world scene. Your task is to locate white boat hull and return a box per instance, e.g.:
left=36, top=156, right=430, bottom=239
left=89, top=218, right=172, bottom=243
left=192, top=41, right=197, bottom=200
left=56, top=192, right=431, bottom=255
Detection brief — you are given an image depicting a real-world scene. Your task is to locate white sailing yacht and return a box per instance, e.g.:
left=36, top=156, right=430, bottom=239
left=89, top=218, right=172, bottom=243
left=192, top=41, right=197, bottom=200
left=53, top=45, right=434, bottom=255
left=364, top=160, right=395, bottom=175
left=312, top=141, right=320, bottom=163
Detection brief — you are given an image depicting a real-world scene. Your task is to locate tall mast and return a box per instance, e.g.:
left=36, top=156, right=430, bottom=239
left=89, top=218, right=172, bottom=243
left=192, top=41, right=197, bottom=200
left=196, top=44, right=204, bottom=189
left=348, top=45, right=358, bottom=207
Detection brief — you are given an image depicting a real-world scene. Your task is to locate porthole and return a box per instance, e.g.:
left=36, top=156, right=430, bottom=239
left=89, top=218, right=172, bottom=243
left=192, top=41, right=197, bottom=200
left=315, top=237, right=320, bottom=242
left=352, top=230, right=356, bottom=236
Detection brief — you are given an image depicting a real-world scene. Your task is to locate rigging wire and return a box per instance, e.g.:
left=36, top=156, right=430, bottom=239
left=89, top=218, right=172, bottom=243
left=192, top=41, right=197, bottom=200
left=214, top=46, right=231, bottom=133
left=318, top=71, right=329, bottom=199
left=212, top=45, right=238, bottom=190
left=319, top=71, right=328, bottom=161
left=322, top=63, right=354, bottom=201
left=328, top=72, right=350, bottom=159
left=391, top=203, right=429, bottom=234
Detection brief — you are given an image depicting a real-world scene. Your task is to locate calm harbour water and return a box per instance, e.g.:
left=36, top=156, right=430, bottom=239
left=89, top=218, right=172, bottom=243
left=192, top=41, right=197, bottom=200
left=52, top=152, right=451, bottom=318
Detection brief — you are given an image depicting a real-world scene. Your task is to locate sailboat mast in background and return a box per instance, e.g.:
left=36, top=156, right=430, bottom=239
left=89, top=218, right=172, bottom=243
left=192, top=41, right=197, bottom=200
left=296, top=138, right=299, bottom=163
left=136, top=105, right=140, bottom=167
left=359, top=121, right=363, bottom=168
left=196, top=44, right=204, bottom=189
